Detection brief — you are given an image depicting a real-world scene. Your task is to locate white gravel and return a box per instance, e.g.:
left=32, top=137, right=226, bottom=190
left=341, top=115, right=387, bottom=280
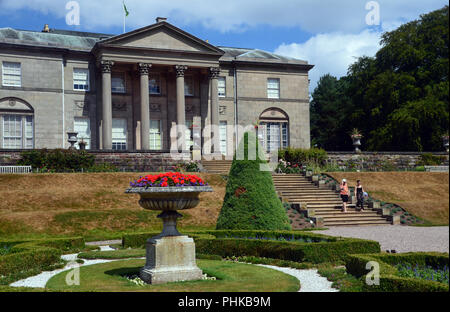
left=10, top=246, right=144, bottom=288
left=315, top=225, right=449, bottom=253
left=10, top=246, right=338, bottom=292
left=256, top=264, right=338, bottom=292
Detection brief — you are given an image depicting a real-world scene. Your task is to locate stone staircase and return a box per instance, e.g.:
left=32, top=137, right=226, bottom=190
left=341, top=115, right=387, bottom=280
left=272, top=174, right=392, bottom=227
left=201, top=159, right=233, bottom=174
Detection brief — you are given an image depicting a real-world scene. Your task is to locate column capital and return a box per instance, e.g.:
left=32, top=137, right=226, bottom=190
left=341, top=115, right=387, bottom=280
left=175, top=65, right=188, bottom=77
left=99, top=60, right=114, bottom=73
left=209, top=67, right=221, bottom=79
left=138, top=63, right=152, bottom=75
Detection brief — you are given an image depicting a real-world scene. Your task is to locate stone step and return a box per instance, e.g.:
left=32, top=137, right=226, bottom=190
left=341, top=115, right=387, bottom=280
left=323, top=220, right=391, bottom=226
left=315, top=212, right=380, bottom=217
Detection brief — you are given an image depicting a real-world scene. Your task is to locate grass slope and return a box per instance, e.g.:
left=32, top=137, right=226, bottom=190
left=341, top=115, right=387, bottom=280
left=45, top=259, right=300, bottom=292
left=0, top=172, right=226, bottom=240
left=328, top=172, right=449, bottom=225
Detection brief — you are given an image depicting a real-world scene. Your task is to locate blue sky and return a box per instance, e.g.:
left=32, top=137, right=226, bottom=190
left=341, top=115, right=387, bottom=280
left=0, top=0, right=447, bottom=91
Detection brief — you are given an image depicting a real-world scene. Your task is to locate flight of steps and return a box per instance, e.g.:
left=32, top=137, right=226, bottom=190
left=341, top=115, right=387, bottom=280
left=272, top=174, right=392, bottom=227
left=201, top=159, right=233, bottom=174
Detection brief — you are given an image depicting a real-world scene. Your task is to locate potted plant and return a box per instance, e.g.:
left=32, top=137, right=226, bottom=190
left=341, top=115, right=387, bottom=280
left=442, top=133, right=449, bottom=153
left=350, top=128, right=363, bottom=153
left=126, top=172, right=212, bottom=284
left=78, top=138, right=87, bottom=150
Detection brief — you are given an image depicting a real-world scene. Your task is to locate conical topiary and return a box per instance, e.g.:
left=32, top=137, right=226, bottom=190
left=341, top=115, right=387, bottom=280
left=216, top=131, right=291, bottom=230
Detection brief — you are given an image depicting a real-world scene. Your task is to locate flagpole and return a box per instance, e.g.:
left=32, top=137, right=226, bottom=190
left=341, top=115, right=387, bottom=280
left=123, top=1, right=126, bottom=33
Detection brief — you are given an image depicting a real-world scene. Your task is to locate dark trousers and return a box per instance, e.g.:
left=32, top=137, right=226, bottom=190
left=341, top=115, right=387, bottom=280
left=357, top=193, right=364, bottom=210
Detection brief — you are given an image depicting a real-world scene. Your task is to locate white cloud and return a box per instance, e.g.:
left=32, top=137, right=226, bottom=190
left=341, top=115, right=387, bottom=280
left=0, top=0, right=447, bottom=33
left=275, top=29, right=383, bottom=91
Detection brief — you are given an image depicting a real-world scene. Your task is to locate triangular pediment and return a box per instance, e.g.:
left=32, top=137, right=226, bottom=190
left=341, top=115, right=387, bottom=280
left=99, top=22, right=223, bottom=55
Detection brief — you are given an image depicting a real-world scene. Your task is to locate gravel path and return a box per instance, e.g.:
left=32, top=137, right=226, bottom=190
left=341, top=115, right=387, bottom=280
left=315, top=225, right=449, bottom=253
left=10, top=245, right=338, bottom=292
left=256, top=264, right=338, bottom=292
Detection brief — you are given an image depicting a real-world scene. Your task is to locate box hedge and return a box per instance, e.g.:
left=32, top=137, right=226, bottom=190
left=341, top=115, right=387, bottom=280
left=122, top=230, right=380, bottom=264
left=345, top=252, right=449, bottom=292
left=0, top=237, right=85, bottom=283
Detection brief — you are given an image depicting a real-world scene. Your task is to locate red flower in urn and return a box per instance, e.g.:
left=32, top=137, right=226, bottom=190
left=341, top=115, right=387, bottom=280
left=130, top=172, right=207, bottom=188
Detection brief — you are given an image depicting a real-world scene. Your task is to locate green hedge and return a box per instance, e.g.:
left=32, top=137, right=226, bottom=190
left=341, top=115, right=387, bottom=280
left=0, top=237, right=85, bottom=283
left=345, top=253, right=449, bottom=292
left=122, top=232, right=215, bottom=248
left=122, top=230, right=380, bottom=264
left=278, top=147, right=328, bottom=166
left=18, top=149, right=95, bottom=172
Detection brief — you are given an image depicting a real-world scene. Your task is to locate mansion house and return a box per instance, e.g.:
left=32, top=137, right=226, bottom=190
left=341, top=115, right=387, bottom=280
left=0, top=18, right=313, bottom=157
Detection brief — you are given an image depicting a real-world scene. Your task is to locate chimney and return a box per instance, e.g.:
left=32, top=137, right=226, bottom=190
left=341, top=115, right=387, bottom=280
left=42, top=24, right=50, bottom=32
left=156, top=17, right=167, bottom=23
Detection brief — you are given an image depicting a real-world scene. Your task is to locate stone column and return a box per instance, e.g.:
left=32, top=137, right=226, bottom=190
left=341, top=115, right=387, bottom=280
left=200, top=74, right=211, bottom=155
left=139, top=63, right=152, bottom=150
left=101, top=60, right=114, bottom=150
left=209, top=67, right=221, bottom=154
left=175, top=65, right=188, bottom=152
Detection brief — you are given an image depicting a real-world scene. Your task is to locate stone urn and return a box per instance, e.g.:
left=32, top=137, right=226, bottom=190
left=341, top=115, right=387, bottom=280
left=67, top=132, right=78, bottom=150
left=352, top=135, right=362, bottom=153
left=126, top=184, right=213, bottom=284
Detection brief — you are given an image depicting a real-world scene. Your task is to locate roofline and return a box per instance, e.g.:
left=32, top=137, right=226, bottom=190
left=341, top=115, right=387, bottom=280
left=99, top=21, right=224, bottom=56
left=220, top=59, right=314, bottom=71
left=0, top=42, right=92, bottom=56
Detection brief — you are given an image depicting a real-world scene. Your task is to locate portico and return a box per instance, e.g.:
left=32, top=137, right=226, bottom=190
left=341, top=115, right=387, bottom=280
left=94, top=20, right=224, bottom=155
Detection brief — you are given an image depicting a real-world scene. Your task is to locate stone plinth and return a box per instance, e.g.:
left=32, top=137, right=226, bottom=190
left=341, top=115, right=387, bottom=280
left=140, top=235, right=203, bottom=284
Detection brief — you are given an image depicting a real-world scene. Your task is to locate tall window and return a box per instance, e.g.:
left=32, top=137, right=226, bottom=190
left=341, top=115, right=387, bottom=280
left=112, top=118, right=127, bottom=150
left=74, top=117, right=91, bottom=149
left=149, top=75, right=161, bottom=94
left=2, top=114, right=33, bottom=149
left=267, top=78, right=280, bottom=99
left=2, top=62, right=21, bottom=87
left=111, top=74, right=126, bottom=93
left=219, top=121, right=227, bottom=155
left=184, top=76, right=194, bottom=96
left=258, top=122, right=288, bottom=153
left=73, top=68, right=89, bottom=91
left=218, top=77, right=226, bottom=97
left=149, top=119, right=162, bottom=150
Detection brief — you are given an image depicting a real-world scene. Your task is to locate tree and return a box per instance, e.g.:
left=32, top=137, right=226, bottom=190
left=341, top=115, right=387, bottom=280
left=310, top=6, right=449, bottom=151
left=216, top=132, right=291, bottom=230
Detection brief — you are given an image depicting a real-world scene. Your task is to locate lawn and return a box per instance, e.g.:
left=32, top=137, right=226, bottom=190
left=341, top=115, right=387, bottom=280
left=0, top=172, right=226, bottom=240
left=45, top=259, right=300, bottom=292
left=327, top=172, right=449, bottom=225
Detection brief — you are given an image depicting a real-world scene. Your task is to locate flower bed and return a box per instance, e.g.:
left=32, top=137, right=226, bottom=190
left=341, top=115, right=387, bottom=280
left=345, top=252, right=449, bottom=292
left=129, top=172, right=208, bottom=188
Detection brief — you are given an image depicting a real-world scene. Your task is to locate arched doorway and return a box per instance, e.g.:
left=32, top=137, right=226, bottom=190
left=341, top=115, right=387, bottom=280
left=0, top=97, right=34, bottom=149
left=258, top=108, right=289, bottom=153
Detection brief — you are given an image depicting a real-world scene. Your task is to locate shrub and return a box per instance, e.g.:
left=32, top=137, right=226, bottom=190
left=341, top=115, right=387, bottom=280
left=216, top=132, right=291, bottom=230
left=19, top=149, right=95, bottom=172
left=122, top=230, right=380, bottom=264
left=278, top=147, right=328, bottom=166
left=0, top=237, right=84, bottom=284
left=345, top=253, right=449, bottom=292
left=417, top=153, right=446, bottom=166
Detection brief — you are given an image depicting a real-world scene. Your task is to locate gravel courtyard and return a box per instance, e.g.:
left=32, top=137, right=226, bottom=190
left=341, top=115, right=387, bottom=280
left=314, top=225, right=449, bottom=253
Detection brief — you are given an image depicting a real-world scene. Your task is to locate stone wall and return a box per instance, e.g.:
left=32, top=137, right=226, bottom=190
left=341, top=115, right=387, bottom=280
left=0, top=150, right=190, bottom=172
left=326, top=152, right=449, bottom=170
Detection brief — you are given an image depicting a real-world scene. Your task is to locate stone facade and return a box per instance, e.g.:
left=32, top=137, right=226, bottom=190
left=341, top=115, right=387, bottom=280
left=0, top=20, right=313, bottom=157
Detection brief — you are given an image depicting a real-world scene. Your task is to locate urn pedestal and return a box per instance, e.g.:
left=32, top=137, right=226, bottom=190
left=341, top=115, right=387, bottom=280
left=126, top=186, right=212, bottom=284
left=140, top=235, right=202, bottom=284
